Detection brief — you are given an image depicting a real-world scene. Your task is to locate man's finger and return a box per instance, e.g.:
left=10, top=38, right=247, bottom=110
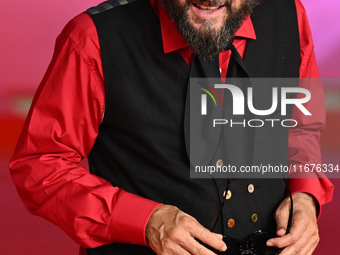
left=274, top=198, right=291, bottom=237
left=277, top=232, right=316, bottom=255
left=278, top=243, right=301, bottom=255
left=181, top=237, right=221, bottom=255
left=267, top=211, right=307, bottom=248
left=189, top=223, right=227, bottom=252
left=213, top=233, right=224, bottom=240
left=267, top=233, right=295, bottom=249
left=275, top=231, right=310, bottom=255
left=167, top=243, right=192, bottom=255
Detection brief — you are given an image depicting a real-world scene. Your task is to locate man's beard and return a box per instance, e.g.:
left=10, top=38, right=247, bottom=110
left=160, top=0, right=261, bottom=59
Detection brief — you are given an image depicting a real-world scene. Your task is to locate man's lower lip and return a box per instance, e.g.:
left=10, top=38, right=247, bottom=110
left=191, top=3, right=225, bottom=19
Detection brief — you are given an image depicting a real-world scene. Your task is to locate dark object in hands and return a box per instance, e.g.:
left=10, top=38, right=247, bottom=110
left=218, top=231, right=282, bottom=255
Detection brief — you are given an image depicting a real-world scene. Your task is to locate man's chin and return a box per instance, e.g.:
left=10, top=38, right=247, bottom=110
left=190, top=23, right=226, bottom=36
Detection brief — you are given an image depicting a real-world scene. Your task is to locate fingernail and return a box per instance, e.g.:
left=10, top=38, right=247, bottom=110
left=266, top=241, right=273, bottom=246
left=216, top=233, right=223, bottom=239
left=222, top=244, right=227, bottom=251
left=276, top=228, right=286, bottom=236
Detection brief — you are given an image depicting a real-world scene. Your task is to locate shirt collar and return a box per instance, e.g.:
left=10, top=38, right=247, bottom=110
left=154, top=0, right=256, bottom=54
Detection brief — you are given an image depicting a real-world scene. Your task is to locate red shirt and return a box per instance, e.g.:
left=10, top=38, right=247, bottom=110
left=9, top=0, right=334, bottom=250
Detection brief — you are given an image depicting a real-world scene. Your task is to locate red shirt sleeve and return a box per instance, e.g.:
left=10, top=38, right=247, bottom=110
left=287, top=0, right=334, bottom=211
left=9, top=13, right=161, bottom=248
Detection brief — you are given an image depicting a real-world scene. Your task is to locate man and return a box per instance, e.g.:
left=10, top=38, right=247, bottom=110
left=9, top=0, right=334, bottom=254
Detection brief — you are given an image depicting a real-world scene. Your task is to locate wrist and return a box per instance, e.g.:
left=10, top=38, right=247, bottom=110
left=292, top=192, right=317, bottom=217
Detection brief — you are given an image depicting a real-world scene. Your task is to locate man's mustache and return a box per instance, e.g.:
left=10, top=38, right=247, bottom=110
left=188, top=0, right=232, bottom=11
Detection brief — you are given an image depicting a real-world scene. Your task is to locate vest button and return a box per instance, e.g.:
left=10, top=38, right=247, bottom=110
left=223, top=190, right=232, bottom=200
left=247, top=184, right=255, bottom=194
left=227, top=218, right=235, bottom=228
left=251, top=213, right=258, bottom=223
left=216, top=159, right=224, bottom=168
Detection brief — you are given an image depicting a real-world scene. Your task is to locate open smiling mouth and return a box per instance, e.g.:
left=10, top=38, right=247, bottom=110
left=192, top=1, right=225, bottom=13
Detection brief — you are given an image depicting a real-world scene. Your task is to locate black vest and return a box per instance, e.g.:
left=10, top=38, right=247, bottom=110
left=86, top=0, right=300, bottom=254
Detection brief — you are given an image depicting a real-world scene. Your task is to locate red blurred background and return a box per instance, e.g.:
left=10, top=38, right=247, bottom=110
left=1, top=0, right=339, bottom=254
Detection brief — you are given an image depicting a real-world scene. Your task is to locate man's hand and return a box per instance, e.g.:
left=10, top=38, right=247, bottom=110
left=267, top=193, right=319, bottom=255
left=146, top=205, right=227, bottom=255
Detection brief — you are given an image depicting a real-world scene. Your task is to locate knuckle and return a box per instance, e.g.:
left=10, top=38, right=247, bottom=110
left=315, top=234, right=320, bottom=245
left=179, top=216, right=195, bottom=232
left=162, top=239, right=173, bottom=252
left=290, top=233, right=298, bottom=243
left=180, top=217, right=191, bottom=227
left=172, top=233, right=183, bottom=244
left=199, top=230, right=209, bottom=241
left=296, top=243, right=303, bottom=252
left=195, top=245, right=207, bottom=255
left=274, top=210, right=281, bottom=219
left=275, top=209, right=287, bottom=221
left=316, top=238, right=320, bottom=245
left=170, top=229, right=189, bottom=246
left=306, top=224, right=319, bottom=238
left=168, top=229, right=181, bottom=242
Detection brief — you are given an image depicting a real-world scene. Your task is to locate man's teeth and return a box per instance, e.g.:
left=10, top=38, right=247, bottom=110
left=194, top=3, right=222, bottom=12
left=198, top=5, right=218, bottom=10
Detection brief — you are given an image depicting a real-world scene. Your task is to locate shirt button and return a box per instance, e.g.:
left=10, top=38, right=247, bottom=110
left=227, top=218, right=235, bottom=228
left=247, top=184, right=255, bottom=194
left=216, top=159, right=224, bottom=168
left=251, top=213, right=258, bottom=223
left=223, top=190, right=232, bottom=200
